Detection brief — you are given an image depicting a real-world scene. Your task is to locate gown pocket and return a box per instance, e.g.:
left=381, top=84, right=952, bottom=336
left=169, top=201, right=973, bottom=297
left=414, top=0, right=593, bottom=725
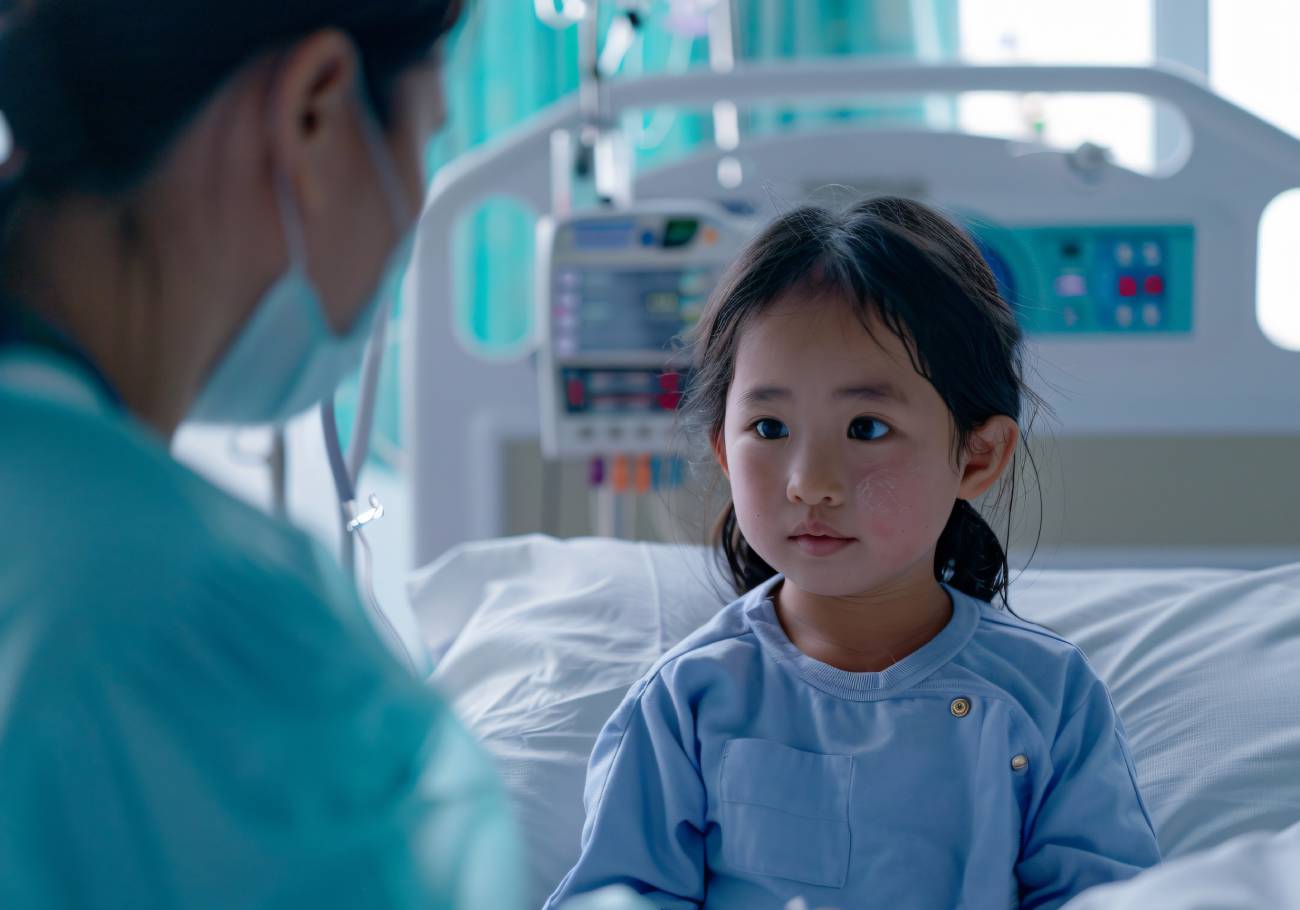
left=717, top=738, right=854, bottom=888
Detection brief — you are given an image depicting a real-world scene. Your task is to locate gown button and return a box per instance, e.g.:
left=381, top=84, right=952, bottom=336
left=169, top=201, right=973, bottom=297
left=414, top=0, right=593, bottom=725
left=1011, top=754, right=1030, bottom=772
left=950, top=697, right=971, bottom=718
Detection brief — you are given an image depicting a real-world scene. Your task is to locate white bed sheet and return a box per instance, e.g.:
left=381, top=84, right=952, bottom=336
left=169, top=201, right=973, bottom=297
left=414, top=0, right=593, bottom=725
left=405, top=535, right=1300, bottom=909
left=1061, top=821, right=1300, bottom=909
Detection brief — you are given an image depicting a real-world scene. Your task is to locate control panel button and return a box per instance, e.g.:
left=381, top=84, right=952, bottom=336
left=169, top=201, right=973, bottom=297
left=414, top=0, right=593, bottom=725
left=1144, top=275, right=1165, bottom=296
left=1054, top=273, right=1087, bottom=297
left=1116, top=304, right=1135, bottom=328
left=567, top=378, right=586, bottom=409
left=658, top=391, right=683, bottom=411
left=1118, top=275, right=1138, bottom=297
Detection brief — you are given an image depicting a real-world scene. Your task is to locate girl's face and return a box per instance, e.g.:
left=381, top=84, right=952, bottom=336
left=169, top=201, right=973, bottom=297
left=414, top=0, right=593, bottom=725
left=717, top=293, right=1012, bottom=599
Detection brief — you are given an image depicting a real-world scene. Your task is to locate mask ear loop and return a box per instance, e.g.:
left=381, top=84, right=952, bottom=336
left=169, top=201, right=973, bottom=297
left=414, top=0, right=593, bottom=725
left=355, top=101, right=415, bottom=229
left=320, top=94, right=423, bottom=676
left=346, top=99, right=414, bottom=484
left=272, top=170, right=312, bottom=273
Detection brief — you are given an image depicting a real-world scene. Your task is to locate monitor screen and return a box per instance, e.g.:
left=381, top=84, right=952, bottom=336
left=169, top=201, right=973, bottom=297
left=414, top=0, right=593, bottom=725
left=552, top=267, right=715, bottom=356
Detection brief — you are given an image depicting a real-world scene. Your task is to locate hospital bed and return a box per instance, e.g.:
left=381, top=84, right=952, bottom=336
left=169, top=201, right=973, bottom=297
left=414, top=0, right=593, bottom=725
left=397, top=535, right=1300, bottom=907
left=393, top=58, right=1300, bottom=907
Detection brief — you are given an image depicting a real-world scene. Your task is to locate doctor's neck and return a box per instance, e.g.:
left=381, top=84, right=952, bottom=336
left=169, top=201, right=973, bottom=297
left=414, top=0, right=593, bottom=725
left=2, top=111, right=278, bottom=438
left=4, top=196, right=261, bottom=437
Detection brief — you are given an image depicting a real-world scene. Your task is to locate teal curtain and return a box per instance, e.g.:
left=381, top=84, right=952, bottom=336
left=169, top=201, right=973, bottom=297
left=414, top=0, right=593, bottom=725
left=348, top=1, right=959, bottom=466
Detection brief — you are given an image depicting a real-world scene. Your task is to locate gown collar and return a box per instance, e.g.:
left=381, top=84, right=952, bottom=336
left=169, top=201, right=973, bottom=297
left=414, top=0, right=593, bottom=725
left=741, top=574, right=982, bottom=701
left=0, top=300, right=123, bottom=414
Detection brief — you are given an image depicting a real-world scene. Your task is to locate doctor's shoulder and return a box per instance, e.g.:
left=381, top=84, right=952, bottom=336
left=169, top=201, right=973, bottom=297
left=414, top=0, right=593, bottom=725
left=1, top=380, right=441, bottom=773
left=1, top=383, right=378, bottom=666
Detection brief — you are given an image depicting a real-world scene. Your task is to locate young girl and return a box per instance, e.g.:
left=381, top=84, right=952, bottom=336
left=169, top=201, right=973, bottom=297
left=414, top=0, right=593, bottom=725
left=546, top=197, right=1160, bottom=910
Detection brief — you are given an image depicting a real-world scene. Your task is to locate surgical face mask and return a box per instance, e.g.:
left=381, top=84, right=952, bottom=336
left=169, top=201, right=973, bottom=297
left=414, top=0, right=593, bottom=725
left=189, top=105, right=414, bottom=426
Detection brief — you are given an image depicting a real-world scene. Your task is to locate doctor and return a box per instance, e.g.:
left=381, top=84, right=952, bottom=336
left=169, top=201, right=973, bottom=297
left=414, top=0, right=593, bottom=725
left=0, top=1, right=523, bottom=906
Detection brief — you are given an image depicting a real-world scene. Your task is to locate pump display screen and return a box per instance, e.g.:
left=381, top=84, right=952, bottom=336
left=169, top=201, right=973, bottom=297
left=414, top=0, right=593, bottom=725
left=551, top=267, right=715, bottom=356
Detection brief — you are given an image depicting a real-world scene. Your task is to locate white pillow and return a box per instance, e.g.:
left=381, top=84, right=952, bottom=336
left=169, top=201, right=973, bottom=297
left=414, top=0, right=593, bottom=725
left=408, top=536, right=1300, bottom=908
left=1011, top=565, right=1300, bottom=858
left=407, top=536, right=727, bottom=907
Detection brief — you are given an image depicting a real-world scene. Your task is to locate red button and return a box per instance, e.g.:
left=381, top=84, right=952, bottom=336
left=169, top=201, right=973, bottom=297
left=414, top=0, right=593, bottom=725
left=567, top=378, right=585, bottom=408
left=658, top=391, right=683, bottom=411
left=1144, top=275, right=1164, bottom=296
left=1118, top=276, right=1138, bottom=297
left=659, top=372, right=680, bottom=392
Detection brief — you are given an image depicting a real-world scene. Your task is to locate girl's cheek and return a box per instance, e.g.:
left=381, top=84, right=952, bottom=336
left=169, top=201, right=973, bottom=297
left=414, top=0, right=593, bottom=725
left=855, top=465, right=946, bottom=539
left=730, top=444, right=783, bottom=493
left=729, top=446, right=785, bottom=537
left=854, top=467, right=904, bottom=516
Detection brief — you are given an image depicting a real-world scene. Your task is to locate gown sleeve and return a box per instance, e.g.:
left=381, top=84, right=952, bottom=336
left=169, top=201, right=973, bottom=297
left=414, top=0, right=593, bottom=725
left=545, top=669, right=708, bottom=910
left=1016, top=677, right=1162, bottom=910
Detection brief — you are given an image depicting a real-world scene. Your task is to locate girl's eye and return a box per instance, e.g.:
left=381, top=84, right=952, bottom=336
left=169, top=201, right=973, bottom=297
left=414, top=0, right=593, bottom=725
left=848, top=417, right=890, bottom=441
left=752, top=418, right=789, bottom=440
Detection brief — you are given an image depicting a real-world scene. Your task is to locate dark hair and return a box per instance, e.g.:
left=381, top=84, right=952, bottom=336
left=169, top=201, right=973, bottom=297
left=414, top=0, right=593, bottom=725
left=682, top=195, right=1040, bottom=605
left=0, top=0, right=462, bottom=230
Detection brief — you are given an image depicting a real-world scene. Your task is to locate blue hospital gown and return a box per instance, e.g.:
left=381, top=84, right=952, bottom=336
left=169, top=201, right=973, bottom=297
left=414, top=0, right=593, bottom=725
left=547, top=574, right=1159, bottom=910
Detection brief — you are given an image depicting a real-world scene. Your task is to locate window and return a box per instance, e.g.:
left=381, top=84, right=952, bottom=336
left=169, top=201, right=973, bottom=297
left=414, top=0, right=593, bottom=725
left=957, top=0, right=1156, bottom=174
left=1211, top=0, right=1300, bottom=349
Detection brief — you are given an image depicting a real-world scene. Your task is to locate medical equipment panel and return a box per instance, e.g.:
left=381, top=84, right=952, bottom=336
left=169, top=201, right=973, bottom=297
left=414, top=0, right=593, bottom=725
left=973, top=224, right=1195, bottom=334
left=537, top=205, right=754, bottom=458
left=538, top=211, right=1202, bottom=464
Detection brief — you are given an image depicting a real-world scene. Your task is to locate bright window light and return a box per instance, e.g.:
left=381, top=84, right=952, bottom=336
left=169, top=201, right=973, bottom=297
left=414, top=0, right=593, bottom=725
left=0, top=112, right=12, bottom=166
left=1212, top=0, right=1300, bottom=349
left=1257, top=190, right=1300, bottom=351
left=957, top=0, right=1155, bottom=174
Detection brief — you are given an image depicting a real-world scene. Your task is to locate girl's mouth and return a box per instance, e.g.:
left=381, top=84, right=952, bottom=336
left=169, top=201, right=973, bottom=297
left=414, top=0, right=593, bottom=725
left=789, top=533, right=856, bottom=557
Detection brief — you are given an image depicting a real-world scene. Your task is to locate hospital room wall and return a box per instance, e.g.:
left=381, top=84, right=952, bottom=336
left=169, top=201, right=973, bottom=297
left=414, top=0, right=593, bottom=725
left=495, top=0, right=1300, bottom=566
left=502, top=437, right=1300, bottom=568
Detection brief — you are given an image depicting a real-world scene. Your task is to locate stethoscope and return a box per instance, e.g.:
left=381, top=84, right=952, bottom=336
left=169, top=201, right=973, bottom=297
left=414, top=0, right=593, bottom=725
left=319, top=294, right=422, bottom=676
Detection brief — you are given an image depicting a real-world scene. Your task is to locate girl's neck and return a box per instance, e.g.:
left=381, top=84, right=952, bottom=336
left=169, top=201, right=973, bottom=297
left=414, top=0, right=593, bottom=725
left=773, top=567, right=953, bottom=674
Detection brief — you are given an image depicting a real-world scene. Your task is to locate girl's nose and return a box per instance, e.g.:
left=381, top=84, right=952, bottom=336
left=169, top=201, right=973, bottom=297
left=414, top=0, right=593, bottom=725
left=786, top=447, right=845, bottom=507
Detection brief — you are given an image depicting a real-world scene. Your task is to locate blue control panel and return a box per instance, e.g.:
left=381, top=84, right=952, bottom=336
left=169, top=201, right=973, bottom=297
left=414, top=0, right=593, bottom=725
left=969, top=223, right=1195, bottom=334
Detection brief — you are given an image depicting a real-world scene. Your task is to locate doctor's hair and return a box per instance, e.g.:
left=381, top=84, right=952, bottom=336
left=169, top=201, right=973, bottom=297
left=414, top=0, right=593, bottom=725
left=0, top=0, right=463, bottom=234
left=680, top=195, right=1041, bottom=606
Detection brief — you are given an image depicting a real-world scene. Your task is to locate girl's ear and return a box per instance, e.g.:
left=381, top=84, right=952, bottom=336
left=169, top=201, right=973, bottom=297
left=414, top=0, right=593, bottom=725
left=958, top=415, right=1018, bottom=500
left=712, top=429, right=730, bottom=479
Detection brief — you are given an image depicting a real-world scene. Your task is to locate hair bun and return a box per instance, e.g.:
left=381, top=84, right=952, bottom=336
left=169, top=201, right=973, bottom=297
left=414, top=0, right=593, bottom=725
left=0, top=4, right=49, bottom=211
left=0, top=6, right=79, bottom=190
left=0, top=111, right=20, bottom=175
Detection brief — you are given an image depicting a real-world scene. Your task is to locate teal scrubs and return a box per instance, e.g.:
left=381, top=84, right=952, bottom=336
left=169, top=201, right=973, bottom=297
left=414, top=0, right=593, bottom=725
left=0, top=346, right=523, bottom=909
